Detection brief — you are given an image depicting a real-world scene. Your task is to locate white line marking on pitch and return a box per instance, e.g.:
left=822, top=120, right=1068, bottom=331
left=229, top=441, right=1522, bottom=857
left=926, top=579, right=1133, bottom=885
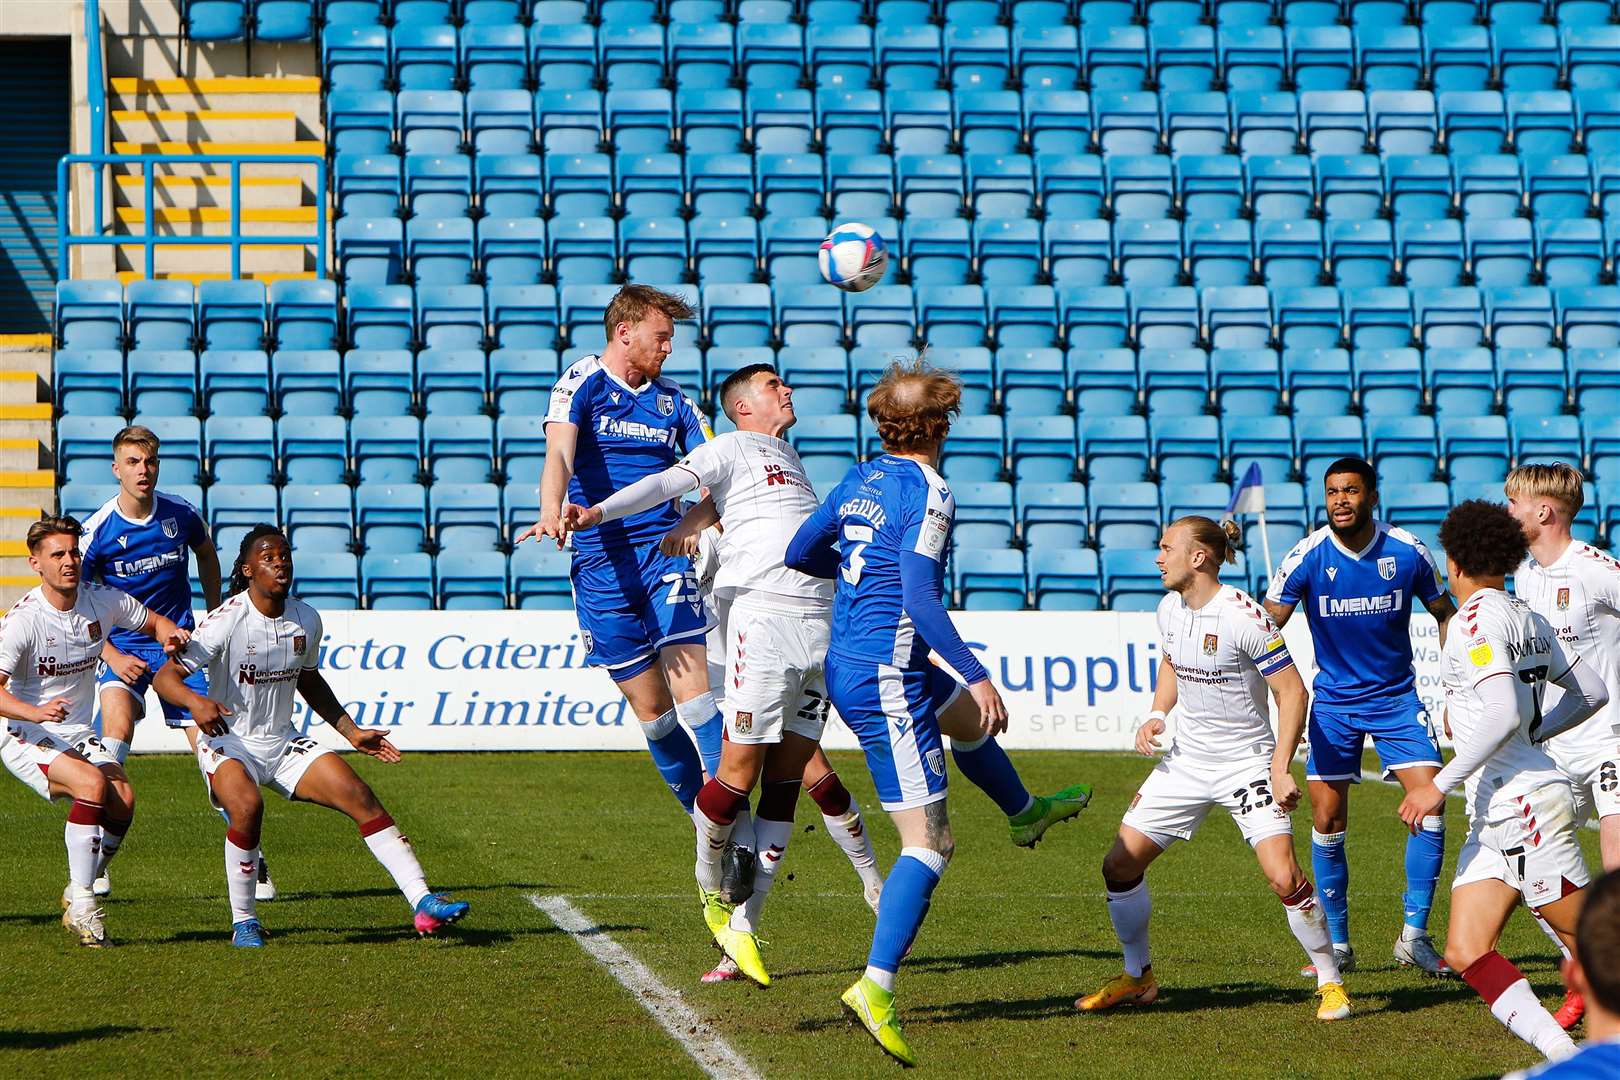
left=528, top=894, right=762, bottom=1080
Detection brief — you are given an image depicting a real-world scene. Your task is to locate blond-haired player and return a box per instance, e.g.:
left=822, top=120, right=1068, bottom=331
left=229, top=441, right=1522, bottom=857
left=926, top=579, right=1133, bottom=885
left=1506, top=462, right=1620, bottom=1028
left=1076, top=516, right=1351, bottom=1023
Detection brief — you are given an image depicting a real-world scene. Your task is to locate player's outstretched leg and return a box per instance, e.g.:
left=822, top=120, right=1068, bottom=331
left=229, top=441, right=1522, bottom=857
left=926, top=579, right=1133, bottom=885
left=86, top=763, right=134, bottom=906
left=1256, top=835, right=1351, bottom=1021
left=208, top=757, right=267, bottom=947
left=803, top=752, right=884, bottom=912
left=1449, top=881, right=1578, bottom=1060
left=1077, top=829, right=1162, bottom=1012
left=728, top=777, right=798, bottom=941
left=937, top=692, right=1091, bottom=848
left=663, top=644, right=725, bottom=779
left=1531, top=909, right=1585, bottom=1029
left=57, top=762, right=111, bottom=947
left=1394, top=809, right=1449, bottom=975
left=616, top=663, right=705, bottom=813
left=692, top=776, right=769, bottom=985
left=290, top=754, right=468, bottom=936
left=1304, top=778, right=1355, bottom=977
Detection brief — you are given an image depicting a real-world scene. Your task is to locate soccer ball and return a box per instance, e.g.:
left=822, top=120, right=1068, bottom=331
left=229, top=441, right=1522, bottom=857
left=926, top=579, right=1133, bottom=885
left=819, top=222, right=889, bottom=293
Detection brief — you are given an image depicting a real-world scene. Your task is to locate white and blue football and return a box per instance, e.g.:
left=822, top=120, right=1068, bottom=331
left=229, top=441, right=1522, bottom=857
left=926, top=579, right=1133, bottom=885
left=819, top=222, right=890, bottom=293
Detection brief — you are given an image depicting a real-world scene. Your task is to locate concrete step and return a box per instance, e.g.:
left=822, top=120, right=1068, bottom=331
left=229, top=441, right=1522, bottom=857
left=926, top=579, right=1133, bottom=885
left=109, top=77, right=323, bottom=132
left=0, top=439, right=50, bottom=471
left=111, top=109, right=301, bottom=144
left=116, top=205, right=320, bottom=237
left=0, top=508, right=44, bottom=543
left=115, top=270, right=318, bottom=285
left=0, top=372, right=47, bottom=407
left=114, top=174, right=309, bottom=210
left=0, top=572, right=36, bottom=608
left=114, top=242, right=312, bottom=275
left=105, top=34, right=318, bottom=82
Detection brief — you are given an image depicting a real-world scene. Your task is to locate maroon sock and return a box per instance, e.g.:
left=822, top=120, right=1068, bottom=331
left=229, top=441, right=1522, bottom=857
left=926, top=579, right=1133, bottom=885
left=1461, top=951, right=1523, bottom=1005
left=805, top=771, right=851, bottom=817
left=360, top=812, right=396, bottom=838
left=68, top=799, right=104, bottom=826
left=695, top=777, right=749, bottom=825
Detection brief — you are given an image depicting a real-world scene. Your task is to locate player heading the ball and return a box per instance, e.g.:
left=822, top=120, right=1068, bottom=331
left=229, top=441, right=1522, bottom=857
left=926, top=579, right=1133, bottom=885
left=1397, top=500, right=1608, bottom=1063
left=520, top=284, right=725, bottom=815
left=1076, top=516, right=1351, bottom=1023
left=0, top=515, right=189, bottom=946
left=153, top=527, right=469, bottom=947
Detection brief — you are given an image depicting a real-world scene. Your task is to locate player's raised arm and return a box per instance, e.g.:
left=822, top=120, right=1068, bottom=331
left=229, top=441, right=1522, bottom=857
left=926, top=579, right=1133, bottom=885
left=1410, top=534, right=1456, bottom=644
left=296, top=667, right=401, bottom=764
left=153, top=606, right=231, bottom=735
left=785, top=495, right=842, bottom=579
left=527, top=421, right=578, bottom=549
left=1262, top=535, right=1314, bottom=629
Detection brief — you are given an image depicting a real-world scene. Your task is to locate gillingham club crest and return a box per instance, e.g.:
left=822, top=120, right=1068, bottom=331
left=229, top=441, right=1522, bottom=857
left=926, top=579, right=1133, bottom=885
left=656, top=394, right=674, bottom=416
left=925, top=749, right=945, bottom=777
left=1378, top=556, right=1397, bottom=581
left=1202, top=633, right=1218, bottom=656
left=161, top=517, right=179, bottom=539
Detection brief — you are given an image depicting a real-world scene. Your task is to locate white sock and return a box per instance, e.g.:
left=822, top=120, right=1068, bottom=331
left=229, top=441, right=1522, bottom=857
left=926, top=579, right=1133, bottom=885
left=1491, top=978, right=1579, bottom=1060
left=732, top=807, right=756, bottom=854
left=65, top=822, right=101, bottom=898
left=823, top=807, right=884, bottom=893
left=362, top=818, right=431, bottom=909
left=96, top=822, right=130, bottom=878
left=1283, top=882, right=1340, bottom=986
left=732, top=817, right=792, bottom=934
left=1105, top=880, right=1152, bottom=977
left=693, top=799, right=737, bottom=893
left=1533, top=909, right=1573, bottom=961
left=103, top=737, right=130, bottom=765
left=225, top=832, right=260, bottom=924
left=864, top=965, right=896, bottom=992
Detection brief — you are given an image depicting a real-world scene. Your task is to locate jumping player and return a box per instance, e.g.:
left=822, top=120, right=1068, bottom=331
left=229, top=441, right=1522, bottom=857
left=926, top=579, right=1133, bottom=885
left=1076, top=516, right=1351, bottom=1023
left=152, top=527, right=469, bottom=947
left=0, top=515, right=189, bottom=945
left=786, top=360, right=1088, bottom=1066
left=1264, top=458, right=1457, bottom=975
left=78, top=426, right=274, bottom=901
left=1506, top=463, right=1620, bottom=1029
left=516, top=284, right=723, bottom=815
left=1397, top=500, right=1607, bottom=1063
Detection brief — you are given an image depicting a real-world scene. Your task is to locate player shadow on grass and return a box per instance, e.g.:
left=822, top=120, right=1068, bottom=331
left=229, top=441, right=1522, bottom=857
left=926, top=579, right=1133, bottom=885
left=285, top=881, right=552, bottom=902
left=152, top=923, right=557, bottom=946
left=0, top=1025, right=162, bottom=1050
left=0, top=911, right=66, bottom=927
left=770, top=946, right=1117, bottom=982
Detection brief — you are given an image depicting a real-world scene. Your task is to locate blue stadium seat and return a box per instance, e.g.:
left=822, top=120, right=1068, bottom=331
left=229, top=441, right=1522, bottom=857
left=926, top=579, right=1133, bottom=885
left=1285, top=346, right=1353, bottom=416
left=1008, top=415, right=1078, bottom=482
left=425, top=414, right=495, bottom=483
left=1508, top=89, right=1576, bottom=156
left=1326, top=219, right=1395, bottom=290
left=437, top=551, right=509, bottom=610
left=1356, top=347, right=1425, bottom=416
left=1081, top=415, right=1152, bottom=482
left=463, top=23, right=528, bottom=92
left=1018, top=480, right=1088, bottom=548
left=1288, top=25, right=1354, bottom=92
left=534, top=89, right=603, bottom=154
left=392, top=23, right=457, bottom=91
left=1356, top=25, right=1424, bottom=91
left=689, top=217, right=757, bottom=288
left=1185, top=222, right=1254, bottom=291
left=1317, top=153, right=1387, bottom=220
left=362, top=552, right=435, bottom=610
left=1042, top=220, right=1110, bottom=289
left=1254, top=219, right=1322, bottom=290
left=1154, top=415, right=1223, bottom=484
left=1367, top=414, right=1441, bottom=484
left=1061, top=286, right=1131, bottom=350
left=1026, top=92, right=1092, bottom=157
left=775, top=347, right=848, bottom=415
left=1537, top=219, right=1606, bottom=288
left=1486, top=286, right=1557, bottom=349
left=1114, top=219, right=1181, bottom=290
left=1499, top=347, right=1569, bottom=422
left=1140, top=348, right=1209, bottom=418
left=1301, top=90, right=1370, bottom=156
left=1225, top=414, right=1295, bottom=484
left=1513, top=413, right=1583, bottom=466
left=1438, top=414, right=1510, bottom=482
left=431, top=482, right=503, bottom=553
left=1175, top=153, right=1243, bottom=217
left=988, top=285, right=1057, bottom=349
left=294, top=551, right=359, bottom=609
left=510, top=544, right=574, bottom=609
left=1274, top=287, right=1345, bottom=349
left=955, top=549, right=1026, bottom=610
left=1466, top=218, right=1536, bottom=287
left=272, top=350, right=342, bottom=418
left=206, top=415, right=275, bottom=484
left=1105, top=155, right=1174, bottom=219
left=1414, top=288, right=1487, bottom=349
left=1102, top=547, right=1166, bottom=610
left=1428, top=344, right=1496, bottom=417
left=418, top=349, right=487, bottom=417
left=950, top=481, right=1016, bottom=548
left=127, top=280, right=195, bottom=352
left=488, top=285, right=558, bottom=350
left=345, top=350, right=415, bottom=418
left=1212, top=348, right=1282, bottom=415
left=825, top=154, right=893, bottom=223
left=1231, top=91, right=1299, bottom=156
left=473, top=155, right=543, bottom=220
left=1084, top=24, right=1149, bottom=92
left=55, top=350, right=124, bottom=418
left=407, top=217, right=475, bottom=285
left=620, top=216, right=687, bottom=284
left=200, top=349, right=270, bottom=417
left=618, top=153, right=685, bottom=218
left=966, top=153, right=1035, bottom=221
left=1559, top=286, right=1620, bottom=348
left=404, top=154, right=473, bottom=220
left=671, top=22, right=735, bottom=91
left=497, top=414, right=548, bottom=492
left=55, top=281, right=124, bottom=352
left=323, top=23, right=389, bottom=92
left=278, top=415, right=348, bottom=485
left=1221, top=25, right=1286, bottom=94
left=678, top=89, right=745, bottom=156
left=197, top=281, right=265, bottom=353
left=1297, top=415, right=1367, bottom=490
left=1029, top=548, right=1103, bottom=610
left=270, top=279, right=338, bottom=351
left=940, top=416, right=1006, bottom=484
left=327, top=91, right=394, bottom=158
left=703, top=284, right=772, bottom=349
left=345, top=284, right=414, bottom=352
left=887, top=90, right=953, bottom=156
left=208, top=484, right=278, bottom=556
left=1071, top=347, right=1137, bottom=416
left=127, top=350, right=196, bottom=416
left=529, top=21, right=594, bottom=92
left=1496, top=24, right=1562, bottom=93
left=1567, top=26, right=1620, bottom=92
left=1343, top=286, right=1415, bottom=349
left=1093, top=90, right=1163, bottom=158
left=1131, top=287, right=1200, bottom=349
left=187, top=1, right=247, bottom=40
left=999, top=348, right=1067, bottom=416
left=549, top=217, right=617, bottom=287
left=1246, top=154, right=1316, bottom=220
left=282, top=484, right=354, bottom=553
left=916, top=285, right=986, bottom=349
left=901, top=218, right=971, bottom=288
left=336, top=216, right=405, bottom=284
left=58, top=417, right=124, bottom=484
left=601, top=24, right=666, bottom=92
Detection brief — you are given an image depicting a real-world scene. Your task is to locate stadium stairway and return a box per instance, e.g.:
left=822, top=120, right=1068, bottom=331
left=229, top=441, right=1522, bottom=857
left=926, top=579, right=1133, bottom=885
left=104, top=5, right=324, bottom=284
left=0, top=334, right=55, bottom=606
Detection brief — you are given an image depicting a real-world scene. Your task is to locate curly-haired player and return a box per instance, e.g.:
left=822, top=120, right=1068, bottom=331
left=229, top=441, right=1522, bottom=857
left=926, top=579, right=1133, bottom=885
left=153, top=526, right=469, bottom=947
left=1398, top=501, right=1609, bottom=1063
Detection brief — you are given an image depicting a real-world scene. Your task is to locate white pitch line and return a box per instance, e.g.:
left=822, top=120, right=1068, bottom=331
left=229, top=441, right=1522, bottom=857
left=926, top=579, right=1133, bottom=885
left=528, top=893, right=762, bottom=1080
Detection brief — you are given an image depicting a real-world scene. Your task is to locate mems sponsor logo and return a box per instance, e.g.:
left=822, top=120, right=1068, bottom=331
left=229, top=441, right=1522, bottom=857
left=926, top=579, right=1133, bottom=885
left=595, top=415, right=677, bottom=446
left=1317, top=589, right=1404, bottom=617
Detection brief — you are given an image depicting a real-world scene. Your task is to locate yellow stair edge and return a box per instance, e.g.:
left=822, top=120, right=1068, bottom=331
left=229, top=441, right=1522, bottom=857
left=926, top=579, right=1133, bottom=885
left=0, top=576, right=37, bottom=588
left=117, top=206, right=319, bottom=224
left=112, top=110, right=300, bottom=122
left=112, top=141, right=326, bottom=156
left=111, top=77, right=323, bottom=94
left=0, top=508, right=45, bottom=518
left=0, top=372, right=42, bottom=383
left=116, top=271, right=317, bottom=284
left=0, top=405, right=52, bottom=421
left=116, top=175, right=304, bottom=188
left=0, top=439, right=42, bottom=450
left=0, top=542, right=27, bottom=558
left=0, top=471, right=54, bottom=487
left=0, top=334, right=51, bottom=349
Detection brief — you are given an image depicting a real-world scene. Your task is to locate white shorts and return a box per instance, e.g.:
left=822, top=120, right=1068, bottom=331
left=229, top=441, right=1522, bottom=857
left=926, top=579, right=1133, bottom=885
left=1454, top=781, right=1592, bottom=909
left=1547, top=735, right=1620, bottom=824
left=721, top=599, right=832, bottom=745
left=1, top=721, right=117, bottom=801
left=195, top=730, right=334, bottom=803
left=1121, top=749, right=1295, bottom=849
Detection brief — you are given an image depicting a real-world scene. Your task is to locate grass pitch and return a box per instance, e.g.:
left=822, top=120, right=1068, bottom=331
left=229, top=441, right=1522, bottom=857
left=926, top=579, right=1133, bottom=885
left=0, top=750, right=1597, bottom=1079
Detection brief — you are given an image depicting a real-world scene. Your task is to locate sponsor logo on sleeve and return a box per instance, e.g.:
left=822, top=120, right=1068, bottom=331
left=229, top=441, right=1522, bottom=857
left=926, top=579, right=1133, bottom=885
left=921, top=508, right=949, bottom=554
left=1468, top=638, right=1494, bottom=667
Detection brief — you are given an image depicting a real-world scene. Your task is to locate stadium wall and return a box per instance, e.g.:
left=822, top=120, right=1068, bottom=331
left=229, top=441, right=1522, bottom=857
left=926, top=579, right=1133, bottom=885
left=126, top=610, right=1447, bottom=754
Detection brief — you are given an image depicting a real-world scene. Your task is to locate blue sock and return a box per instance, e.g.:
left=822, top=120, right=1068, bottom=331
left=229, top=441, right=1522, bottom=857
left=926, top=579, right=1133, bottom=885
left=1311, top=830, right=1351, bottom=947
left=1402, top=815, right=1445, bottom=932
left=950, top=735, right=1034, bottom=818
left=642, top=709, right=704, bottom=813
left=867, top=848, right=946, bottom=975
left=676, top=692, right=724, bottom=778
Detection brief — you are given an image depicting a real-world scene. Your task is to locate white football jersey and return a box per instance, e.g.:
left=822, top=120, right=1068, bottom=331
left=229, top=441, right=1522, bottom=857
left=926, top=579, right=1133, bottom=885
left=1514, top=541, right=1620, bottom=760
left=177, top=593, right=323, bottom=744
left=1157, top=585, right=1296, bottom=760
left=0, top=584, right=150, bottom=731
left=673, top=430, right=833, bottom=602
left=1442, top=588, right=1574, bottom=821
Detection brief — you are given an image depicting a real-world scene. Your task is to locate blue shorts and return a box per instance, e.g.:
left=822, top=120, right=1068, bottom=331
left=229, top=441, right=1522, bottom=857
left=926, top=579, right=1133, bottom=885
left=571, top=542, right=712, bottom=681
left=1306, top=699, right=1442, bottom=783
left=96, top=640, right=209, bottom=727
left=826, top=654, right=962, bottom=812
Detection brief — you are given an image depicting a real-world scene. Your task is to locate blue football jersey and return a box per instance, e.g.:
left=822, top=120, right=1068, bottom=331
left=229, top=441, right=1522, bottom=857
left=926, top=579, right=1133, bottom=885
left=80, top=491, right=208, bottom=648
left=1506, top=1039, right=1620, bottom=1080
left=546, top=355, right=711, bottom=553
left=1266, top=521, right=1447, bottom=709
left=817, top=455, right=956, bottom=671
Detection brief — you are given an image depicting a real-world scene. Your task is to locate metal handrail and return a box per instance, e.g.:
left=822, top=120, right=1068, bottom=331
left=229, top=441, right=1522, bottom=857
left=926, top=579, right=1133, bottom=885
left=85, top=0, right=106, bottom=235
left=57, top=154, right=328, bottom=280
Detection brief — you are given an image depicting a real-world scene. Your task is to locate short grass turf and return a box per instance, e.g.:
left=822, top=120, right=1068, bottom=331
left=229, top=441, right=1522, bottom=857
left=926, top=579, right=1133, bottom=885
left=0, top=750, right=1599, bottom=1079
